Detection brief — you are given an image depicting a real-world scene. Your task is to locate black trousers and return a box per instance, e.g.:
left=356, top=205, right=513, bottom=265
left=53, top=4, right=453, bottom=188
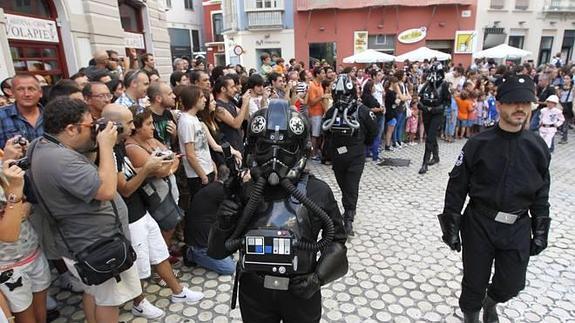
left=332, top=157, right=365, bottom=217
left=422, top=112, right=442, bottom=164
left=239, top=273, right=322, bottom=323
left=459, top=207, right=531, bottom=312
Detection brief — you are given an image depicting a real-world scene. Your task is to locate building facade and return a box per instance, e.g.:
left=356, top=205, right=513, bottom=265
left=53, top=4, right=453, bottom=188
left=165, top=0, right=205, bottom=63
left=0, top=0, right=172, bottom=84
left=221, top=0, right=295, bottom=70
left=476, top=0, right=575, bottom=65
left=203, top=0, right=225, bottom=66
left=294, top=0, right=477, bottom=67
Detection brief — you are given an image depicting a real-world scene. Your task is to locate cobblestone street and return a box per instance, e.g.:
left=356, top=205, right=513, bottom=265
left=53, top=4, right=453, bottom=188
left=51, top=137, right=575, bottom=323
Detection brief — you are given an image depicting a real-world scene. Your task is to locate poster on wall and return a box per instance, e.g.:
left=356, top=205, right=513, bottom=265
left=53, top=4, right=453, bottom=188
left=454, top=31, right=477, bottom=54
left=354, top=31, right=368, bottom=55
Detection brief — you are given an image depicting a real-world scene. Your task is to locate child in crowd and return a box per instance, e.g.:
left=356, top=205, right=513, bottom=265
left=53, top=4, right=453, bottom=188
left=455, top=90, right=473, bottom=139
left=472, top=90, right=484, bottom=135
left=539, top=95, right=565, bottom=152
left=444, top=96, right=458, bottom=143
left=406, top=100, right=419, bottom=145
left=484, top=85, right=498, bottom=128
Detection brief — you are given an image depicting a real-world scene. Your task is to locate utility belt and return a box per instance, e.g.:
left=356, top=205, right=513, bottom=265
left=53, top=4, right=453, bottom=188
left=470, top=201, right=528, bottom=224
left=242, top=228, right=298, bottom=276
left=541, top=124, right=556, bottom=128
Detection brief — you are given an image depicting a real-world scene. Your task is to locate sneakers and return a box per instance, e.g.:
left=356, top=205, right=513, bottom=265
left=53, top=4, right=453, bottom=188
left=59, top=272, right=84, bottom=293
left=171, top=287, right=205, bottom=304
left=132, top=298, right=164, bottom=319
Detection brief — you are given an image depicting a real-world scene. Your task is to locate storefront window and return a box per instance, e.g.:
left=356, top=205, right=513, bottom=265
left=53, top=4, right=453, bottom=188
left=9, top=42, right=63, bottom=84
left=368, top=34, right=395, bottom=54
left=538, top=36, right=554, bottom=65
left=309, top=42, right=336, bottom=67
left=0, top=0, right=52, bottom=18
left=508, top=35, right=525, bottom=49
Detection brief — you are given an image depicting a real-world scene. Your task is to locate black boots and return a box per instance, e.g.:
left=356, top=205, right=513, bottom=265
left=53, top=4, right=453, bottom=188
left=483, top=296, right=499, bottom=323
left=418, top=163, right=428, bottom=174
left=343, top=210, right=355, bottom=237
left=463, top=311, right=480, bottom=323
left=427, top=156, right=440, bottom=166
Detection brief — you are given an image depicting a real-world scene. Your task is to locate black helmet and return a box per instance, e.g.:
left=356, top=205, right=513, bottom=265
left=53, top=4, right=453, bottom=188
left=428, top=63, right=445, bottom=85
left=246, top=99, right=309, bottom=185
left=332, top=74, right=356, bottom=108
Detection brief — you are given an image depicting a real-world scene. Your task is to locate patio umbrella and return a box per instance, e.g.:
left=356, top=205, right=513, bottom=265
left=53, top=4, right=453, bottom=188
left=343, top=49, right=396, bottom=63
left=395, top=47, right=451, bottom=62
left=473, top=43, right=532, bottom=59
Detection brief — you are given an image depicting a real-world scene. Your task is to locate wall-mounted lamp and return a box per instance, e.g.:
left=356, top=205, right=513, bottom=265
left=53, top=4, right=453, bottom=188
left=319, top=26, right=325, bottom=31
left=493, top=21, right=501, bottom=26
left=438, top=22, right=446, bottom=27
left=518, top=21, right=525, bottom=25
left=550, top=21, right=557, bottom=26
left=377, top=24, right=384, bottom=29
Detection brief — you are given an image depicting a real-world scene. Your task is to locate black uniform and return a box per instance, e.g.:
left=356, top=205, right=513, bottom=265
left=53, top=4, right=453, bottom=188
left=208, top=100, right=348, bottom=323
left=440, top=76, right=551, bottom=321
left=322, top=75, right=377, bottom=235
left=418, top=65, right=450, bottom=174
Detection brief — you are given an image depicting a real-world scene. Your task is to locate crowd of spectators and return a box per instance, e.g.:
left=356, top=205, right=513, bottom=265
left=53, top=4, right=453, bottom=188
left=0, top=47, right=573, bottom=322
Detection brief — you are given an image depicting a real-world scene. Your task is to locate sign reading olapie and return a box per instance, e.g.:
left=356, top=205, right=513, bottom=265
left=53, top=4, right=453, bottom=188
left=397, top=27, right=427, bottom=44
left=5, top=14, right=59, bottom=43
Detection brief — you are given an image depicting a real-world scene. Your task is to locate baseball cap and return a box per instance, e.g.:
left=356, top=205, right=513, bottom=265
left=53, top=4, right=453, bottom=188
left=496, top=75, right=537, bottom=103
left=545, top=95, right=559, bottom=104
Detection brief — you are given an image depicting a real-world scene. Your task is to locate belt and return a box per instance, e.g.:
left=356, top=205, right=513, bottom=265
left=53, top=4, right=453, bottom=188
left=541, top=124, right=556, bottom=128
left=0, top=248, right=40, bottom=271
left=470, top=201, right=528, bottom=224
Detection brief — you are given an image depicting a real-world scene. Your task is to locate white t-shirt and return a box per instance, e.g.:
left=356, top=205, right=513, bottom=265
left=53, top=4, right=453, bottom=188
left=178, top=113, right=214, bottom=178
left=248, top=96, right=267, bottom=116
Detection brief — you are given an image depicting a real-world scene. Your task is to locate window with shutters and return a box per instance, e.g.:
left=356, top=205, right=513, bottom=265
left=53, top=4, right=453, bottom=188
left=184, top=0, right=194, bottom=10
left=490, top=0, right=505, bottom=9
left=515, top=0, right=529, bottom=9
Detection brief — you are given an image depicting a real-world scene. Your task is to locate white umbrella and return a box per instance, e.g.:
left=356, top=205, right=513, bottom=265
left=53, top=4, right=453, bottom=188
left=343, top=49, right=396, bottom=63
left=395, top=47, right=451, bottom=62
left=473, top=44, right=532, bottom=59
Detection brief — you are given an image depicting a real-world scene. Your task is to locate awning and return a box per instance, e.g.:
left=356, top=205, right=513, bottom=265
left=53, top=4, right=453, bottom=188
left=297, top=0, right=473, bottom=11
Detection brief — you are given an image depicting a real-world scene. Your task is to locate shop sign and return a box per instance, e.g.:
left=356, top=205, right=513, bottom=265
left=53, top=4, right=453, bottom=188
left=255, top=39, right=281, bottom=46
left=5, top=14, right=59, bottom=43
left=397, top=27, right=427, bottom=44
left=124, top=32, right=145, bottom=49
left=354, top=31, right=368, bottom=55
left=454, top=31, right=477, bottom=54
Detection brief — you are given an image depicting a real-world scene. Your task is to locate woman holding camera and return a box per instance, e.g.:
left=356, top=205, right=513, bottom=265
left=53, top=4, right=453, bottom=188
left=125, top=106, right=181, bottom=245
left=0, top=138, right=51, bottom=323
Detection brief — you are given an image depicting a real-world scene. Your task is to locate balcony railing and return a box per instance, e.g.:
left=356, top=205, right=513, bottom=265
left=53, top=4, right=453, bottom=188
left=245, top=0, right=284, bottom=12
left=296, top=0, right=473, bottom=11
left=247, top=11, right=283, bottom=30
left=543, top=0, right=575, bottom=11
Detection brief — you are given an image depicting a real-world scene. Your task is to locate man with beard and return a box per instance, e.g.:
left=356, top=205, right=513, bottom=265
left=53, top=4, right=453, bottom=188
left=147, top=82, right=178, bottom=150
left=214, top=75, right=249, bottom=152
left=438, top=75, right=551, bottom=322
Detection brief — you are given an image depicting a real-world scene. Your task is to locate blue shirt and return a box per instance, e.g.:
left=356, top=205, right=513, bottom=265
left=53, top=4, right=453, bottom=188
left=0, top=103, right=44, bottom=149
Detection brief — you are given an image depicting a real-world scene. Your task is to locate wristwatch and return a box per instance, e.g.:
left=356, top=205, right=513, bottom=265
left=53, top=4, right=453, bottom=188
left=7, top=193, right=22, bottom=204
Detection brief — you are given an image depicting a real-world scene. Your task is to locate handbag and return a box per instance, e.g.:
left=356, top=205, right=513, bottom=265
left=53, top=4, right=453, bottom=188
left=28, top=137, right=136, bottom=286
left=139, top=176, right=184, bottom=224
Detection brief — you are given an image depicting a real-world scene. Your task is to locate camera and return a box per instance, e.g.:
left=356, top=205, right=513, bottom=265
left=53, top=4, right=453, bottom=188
left=93, top=118, right=124, bottom=134
left=12, top=136, right=28, bottom=147
left=154, top=150, right=174, bottom=160
left=9, top=157, right=30, bottom=170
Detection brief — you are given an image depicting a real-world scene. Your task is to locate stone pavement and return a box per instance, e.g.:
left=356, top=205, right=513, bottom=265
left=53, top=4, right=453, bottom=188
left=50, top=137, right=575, bottom=323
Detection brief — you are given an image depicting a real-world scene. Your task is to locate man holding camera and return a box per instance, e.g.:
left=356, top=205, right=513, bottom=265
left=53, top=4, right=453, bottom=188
left=29, top=97, right=141, bottom=322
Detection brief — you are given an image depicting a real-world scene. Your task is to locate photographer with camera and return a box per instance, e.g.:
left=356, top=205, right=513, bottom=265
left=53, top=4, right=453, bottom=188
left=0, top=146, right=51, bottom=323
left=28, top=97, right=141, bottom=323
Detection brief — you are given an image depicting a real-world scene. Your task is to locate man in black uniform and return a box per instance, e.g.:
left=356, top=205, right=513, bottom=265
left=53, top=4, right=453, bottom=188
left=322, top=74, right=377, bottom=236
left=208, top=100, right=348, bottom=323
left=439, top=75, right=551, bottom=323
left=418, top=63, right=450, bottom=174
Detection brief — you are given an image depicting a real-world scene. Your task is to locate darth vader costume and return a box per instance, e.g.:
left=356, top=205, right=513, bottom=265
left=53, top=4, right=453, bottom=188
left=322, top=74, right=377, bottom=236
left=207, top=100, right=348, bottom=323
left=418, top=63, right=451, bottom=174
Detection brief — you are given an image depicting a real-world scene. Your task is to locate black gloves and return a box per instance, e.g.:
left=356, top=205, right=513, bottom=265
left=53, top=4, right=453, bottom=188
left=289, top=273, right=321, bottom=299
left=437, top=213, right=461, bottom=252
left=530, top=216, right=551, bottom=256
left=217, top=199, right=241, bottom=229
